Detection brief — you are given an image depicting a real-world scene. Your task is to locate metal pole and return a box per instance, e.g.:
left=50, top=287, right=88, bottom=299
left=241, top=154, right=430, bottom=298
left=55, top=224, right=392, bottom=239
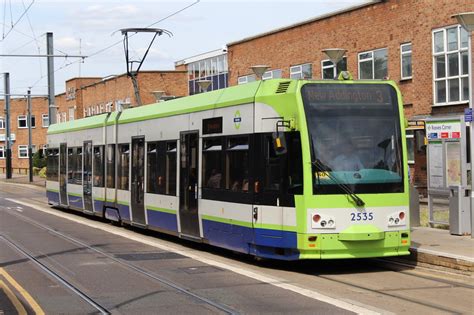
left=468, top=33, right=474, bottom=238
left=47, top=32, right=57, bottom=125
left=27, top=90, right=33, bottom=183
left=3, top=73, right=12, bottom=179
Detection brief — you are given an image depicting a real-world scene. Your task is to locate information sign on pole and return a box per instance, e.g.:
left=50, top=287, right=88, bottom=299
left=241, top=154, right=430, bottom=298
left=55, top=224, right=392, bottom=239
left=465, top=108, right=473, bottom=123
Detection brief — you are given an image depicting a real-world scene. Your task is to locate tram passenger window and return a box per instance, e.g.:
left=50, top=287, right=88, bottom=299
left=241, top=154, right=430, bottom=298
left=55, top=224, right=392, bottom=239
left=226, top=136, right=249, bottom=192
left=74, top=147, right=82, bottom=185
left=67, top=148, right=75, bottom=184
left=147, top=142, right=158, bottom=194
left=93, top=146, right=105, bottom=187
left=106, top=144, right=115, bottom=188
left=118, top=144, right=130, bottom=190
left=46, top=148, right=59, bottom=181
left=202, top=137, right=224, bottom=189
left=166, top=141, right=177, bottom=196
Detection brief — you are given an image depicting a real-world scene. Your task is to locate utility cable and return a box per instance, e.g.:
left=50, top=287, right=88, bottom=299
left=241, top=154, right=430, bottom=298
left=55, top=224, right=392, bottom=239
left=2, top=0, right=35, bottom=41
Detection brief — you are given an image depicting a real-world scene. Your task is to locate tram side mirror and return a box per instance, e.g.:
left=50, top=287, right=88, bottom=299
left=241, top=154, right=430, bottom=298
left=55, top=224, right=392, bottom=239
left=272, top=132, right=287, bottom=155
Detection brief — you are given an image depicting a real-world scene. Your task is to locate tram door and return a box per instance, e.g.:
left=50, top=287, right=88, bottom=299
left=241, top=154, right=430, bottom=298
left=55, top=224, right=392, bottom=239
left=179, top=132, right=200, bottom=237
left=131, top=137, right=146, bottom=226
left=83, top=141, right=93, bottom=212
left=59, top=143, right=68, bottom=206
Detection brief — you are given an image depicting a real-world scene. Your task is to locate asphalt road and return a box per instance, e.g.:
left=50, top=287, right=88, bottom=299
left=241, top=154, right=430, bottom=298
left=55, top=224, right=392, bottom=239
left=0, top=182, right=472, bottom=314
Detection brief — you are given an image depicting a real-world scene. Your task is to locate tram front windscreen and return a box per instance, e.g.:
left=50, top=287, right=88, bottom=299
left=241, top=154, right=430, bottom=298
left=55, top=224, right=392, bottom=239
left=301, top=83, right=404, bottom=194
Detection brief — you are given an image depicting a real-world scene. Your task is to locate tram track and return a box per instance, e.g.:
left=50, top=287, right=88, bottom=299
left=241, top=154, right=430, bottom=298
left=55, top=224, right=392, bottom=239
left=0, top=234, right=110, bottom=315
left=3, top=195, right=472, bottom=315
left=2, top=208, right=239, bottom=315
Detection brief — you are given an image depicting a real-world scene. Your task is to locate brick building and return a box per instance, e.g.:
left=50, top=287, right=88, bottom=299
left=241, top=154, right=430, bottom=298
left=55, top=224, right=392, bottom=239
left=0, top=70, right=187, bottom=172
left=223, top=0, right=473, bottom=193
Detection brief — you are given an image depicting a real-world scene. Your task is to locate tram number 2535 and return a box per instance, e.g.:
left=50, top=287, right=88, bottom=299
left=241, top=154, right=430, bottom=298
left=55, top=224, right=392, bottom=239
left=350, top=212, right=374, bottom=221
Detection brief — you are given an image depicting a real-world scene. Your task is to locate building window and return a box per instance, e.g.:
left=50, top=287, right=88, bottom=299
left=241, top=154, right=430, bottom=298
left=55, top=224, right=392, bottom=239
left=237, top=74, right=256, bottom=85
left=358, top=48, right=388, bottom=79
left=18, top=145, right=28, bottom=158
left=0, top=146, right=4, bottom=158
left=0, top=117, right=4, bottom=129
left=400, top=43, right=412, bottom=79
left=56, top=113, right=61, bottom=123
left=42, top=114, right=49, bottom=127
left=321, top=57, right=347, bottom=79
left=18, top=115, right=28, bottom=128
left=17, top=115, right=34, bottom=128
left=188, top=54, right=228, bottom=95
left=433, top=25, right=469, bottom=105
left=262, top=69, right=282, bottom=80
left=290, top=63, right=312, bottom=79
left=406, top=130, right=415, bottom=164
left=62, top=112, right=67, bottom=122
left=68, top=107, right=75, bottom=121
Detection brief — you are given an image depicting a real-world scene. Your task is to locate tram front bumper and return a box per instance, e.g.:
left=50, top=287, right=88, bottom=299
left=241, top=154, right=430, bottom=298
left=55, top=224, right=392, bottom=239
left=298, top=230, right=410, bottom=259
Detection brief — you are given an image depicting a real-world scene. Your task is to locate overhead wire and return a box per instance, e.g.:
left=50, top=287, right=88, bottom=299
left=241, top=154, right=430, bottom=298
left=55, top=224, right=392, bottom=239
left=28, top=0, right=201, bottom=90
left=22, top=0, right=44, bottom=78
left=2, top=0, right=35, bottom=41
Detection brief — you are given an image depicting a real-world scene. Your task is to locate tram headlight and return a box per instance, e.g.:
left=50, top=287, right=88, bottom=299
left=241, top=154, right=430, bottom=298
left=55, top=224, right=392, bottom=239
left=310, top=211, right=336, bottom=229
left=387, top=210, right=407, bottom=227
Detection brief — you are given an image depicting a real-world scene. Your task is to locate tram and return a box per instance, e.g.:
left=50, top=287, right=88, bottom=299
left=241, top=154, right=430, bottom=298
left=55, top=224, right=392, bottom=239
left=46, top=77, right=410, bottom=260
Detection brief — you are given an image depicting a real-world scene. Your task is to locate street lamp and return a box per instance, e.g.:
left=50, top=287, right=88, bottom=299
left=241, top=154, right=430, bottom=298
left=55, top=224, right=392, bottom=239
left=151, top=90, right=165, bottom=102
left=322, top=48, right=346, bottom=79
left=452, top=12, right=474, bottom=236
left=250, top=65, right=269, bottom=80
left=197, top=80, right=212, bottom=93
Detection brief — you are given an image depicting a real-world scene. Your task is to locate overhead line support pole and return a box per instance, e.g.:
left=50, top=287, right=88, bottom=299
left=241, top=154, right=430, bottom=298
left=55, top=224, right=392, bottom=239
left=3, top=73, right=12, bottom=179
left=47, top=32, right=57, bottom=125
left=27, top=90, right=33, bottom=183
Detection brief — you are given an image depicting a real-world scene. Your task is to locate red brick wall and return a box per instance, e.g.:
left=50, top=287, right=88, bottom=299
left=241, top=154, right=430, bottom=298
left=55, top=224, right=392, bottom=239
left=0, top=97, right=49, bottom=172
left=227, top=0, right=473, bottom=194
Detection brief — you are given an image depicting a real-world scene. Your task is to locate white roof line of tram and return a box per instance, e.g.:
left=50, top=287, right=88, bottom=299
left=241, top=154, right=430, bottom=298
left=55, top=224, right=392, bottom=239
left=227, top=0, right=382, bottom=47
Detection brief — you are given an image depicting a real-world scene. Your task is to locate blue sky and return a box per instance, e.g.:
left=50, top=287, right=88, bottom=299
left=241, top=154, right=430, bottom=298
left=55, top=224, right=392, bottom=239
left=0, top=0, right=371, bottom=95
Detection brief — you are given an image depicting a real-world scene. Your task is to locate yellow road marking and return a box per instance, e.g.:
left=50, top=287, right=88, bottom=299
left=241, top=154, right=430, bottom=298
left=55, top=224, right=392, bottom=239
left=0, top=268, right=45, bottom=315
left=0, top=280, right=27, bottom=315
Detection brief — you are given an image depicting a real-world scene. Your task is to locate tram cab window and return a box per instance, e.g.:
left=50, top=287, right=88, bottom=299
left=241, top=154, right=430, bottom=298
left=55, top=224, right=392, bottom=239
left=254, top=132, right=303, bottom=207
left=46, top=148, right=59, bottom=181
left=202, top=137, right=225, bottom=189
left=93, top=146, right=105, bottom=187
left=106, top=144, right=115, bottom=188
left=226, top=136, right=249, bottom=192
left=118, top=144, right=130, bottom=190
left=166, top=141, right=177, bottom=196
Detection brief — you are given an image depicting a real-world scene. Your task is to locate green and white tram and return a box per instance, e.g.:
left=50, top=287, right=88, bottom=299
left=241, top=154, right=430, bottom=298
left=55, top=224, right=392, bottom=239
left=46, top=78, right=410, bottom=260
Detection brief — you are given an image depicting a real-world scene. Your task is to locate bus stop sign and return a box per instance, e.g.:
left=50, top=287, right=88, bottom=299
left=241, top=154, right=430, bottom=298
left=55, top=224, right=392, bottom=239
left=465, top=108, right=472, bottom=122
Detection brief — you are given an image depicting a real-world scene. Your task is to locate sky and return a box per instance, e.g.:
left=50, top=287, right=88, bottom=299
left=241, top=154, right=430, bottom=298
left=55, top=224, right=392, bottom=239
left=0, top=0, right=372, bottom=96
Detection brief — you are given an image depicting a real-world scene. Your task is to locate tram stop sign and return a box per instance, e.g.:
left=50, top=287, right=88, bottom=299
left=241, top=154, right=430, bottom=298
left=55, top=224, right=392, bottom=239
left=465, top=108, right=473, bottom=122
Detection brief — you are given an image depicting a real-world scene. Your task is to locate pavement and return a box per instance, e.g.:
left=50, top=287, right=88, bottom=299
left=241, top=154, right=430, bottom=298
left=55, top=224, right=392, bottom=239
left=1, top=173, right=472, bottom=274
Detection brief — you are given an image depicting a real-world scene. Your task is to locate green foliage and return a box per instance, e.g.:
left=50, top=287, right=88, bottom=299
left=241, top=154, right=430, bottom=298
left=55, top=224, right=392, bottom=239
left=33, top=150, right=47, bottom=168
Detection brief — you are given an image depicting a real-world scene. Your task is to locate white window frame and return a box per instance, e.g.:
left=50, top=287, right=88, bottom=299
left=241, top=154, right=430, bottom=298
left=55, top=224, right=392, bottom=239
left=42, top=114, right=49, bottom=128
left=18, top=145, right=28, bottom=158
left=400, top=43, right=413, bottom=80
left=0, top=145, right=4, bottom=158
left=0, top=116, right=4, bottom=129
left=290, top=63, right=312, bottom=79
left=262, top=69, right=282, bottom=80
left=358, top=48, right=388, bottom=80
left=432, top=25, right=470, bottom=106
left=321, top=57, right=347, bottom=79
left=237, top=74, right=256, bottom=85
left=18, top=115, right=28, bottom=128
left=30, top=115, right=36, bottom=128
left=68, top=107, right=75, bottom=121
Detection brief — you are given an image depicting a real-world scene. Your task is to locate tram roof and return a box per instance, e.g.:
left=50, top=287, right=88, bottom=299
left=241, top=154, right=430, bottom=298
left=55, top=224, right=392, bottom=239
left=47, top=79, right=274, bottom=134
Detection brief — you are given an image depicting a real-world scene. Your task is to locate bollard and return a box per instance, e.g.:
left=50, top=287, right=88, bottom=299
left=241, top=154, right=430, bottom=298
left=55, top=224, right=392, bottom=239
left=449, top=186, right=471, bottom=235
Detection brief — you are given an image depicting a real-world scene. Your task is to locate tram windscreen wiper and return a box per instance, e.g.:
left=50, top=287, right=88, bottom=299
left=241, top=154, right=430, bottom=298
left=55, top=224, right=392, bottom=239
left=312, top=158, right=365, bottom=207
